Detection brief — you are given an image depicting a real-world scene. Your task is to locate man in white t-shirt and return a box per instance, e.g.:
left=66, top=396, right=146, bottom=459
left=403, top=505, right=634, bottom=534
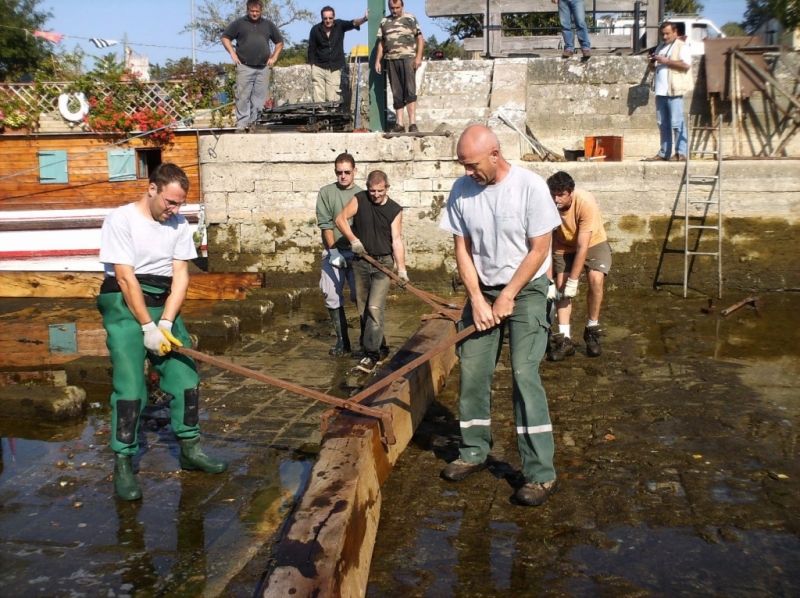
left=438, top=125, right=562, bottom=507
left=648, top=21, right=693, bottom=161
left=98, top=163, right=226, bottom=501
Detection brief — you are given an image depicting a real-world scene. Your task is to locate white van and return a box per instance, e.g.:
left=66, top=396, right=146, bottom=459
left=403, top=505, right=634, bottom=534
left=598, top=15, right=726, bottom=55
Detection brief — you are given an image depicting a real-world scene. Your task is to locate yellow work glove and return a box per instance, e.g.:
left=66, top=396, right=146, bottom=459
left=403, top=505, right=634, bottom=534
left=142, top=321, right=183, bottom=356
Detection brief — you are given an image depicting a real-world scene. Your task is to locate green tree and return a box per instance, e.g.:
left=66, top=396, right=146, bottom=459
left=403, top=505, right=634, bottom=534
left=34, top=45, right=87, bottom=81
left=425, top=35, right=467, bottom=60
left=437, top=12, right=562, bottom=40
left=276, top=39, right=308, bottom=67
left=0, top=0, right=53, bottom=81
left=664, top=0, right=705, bottom=15
left=721, top=21, right=747, bottom=36
left=744, top=0, right=800, bottom=32
left=185, top=0, right=314, bottom=48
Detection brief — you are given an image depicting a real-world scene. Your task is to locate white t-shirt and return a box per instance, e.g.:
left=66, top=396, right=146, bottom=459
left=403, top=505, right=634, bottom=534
left=654, top=40, right=691, bottom=96
left=99, top=202, right=197, bottom=277
left=439, top=165, right=561, bottom=286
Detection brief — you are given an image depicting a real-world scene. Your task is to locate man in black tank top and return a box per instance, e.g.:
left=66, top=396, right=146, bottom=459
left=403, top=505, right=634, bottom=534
left=335, top=170, right=407, bottom=373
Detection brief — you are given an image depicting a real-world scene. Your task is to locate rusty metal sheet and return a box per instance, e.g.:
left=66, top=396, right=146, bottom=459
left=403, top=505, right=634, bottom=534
left=704, top=36, right=766, bottom=99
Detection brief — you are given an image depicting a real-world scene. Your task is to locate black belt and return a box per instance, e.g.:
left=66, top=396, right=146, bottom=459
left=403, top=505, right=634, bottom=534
left=100, top=274, right=173, bottom=307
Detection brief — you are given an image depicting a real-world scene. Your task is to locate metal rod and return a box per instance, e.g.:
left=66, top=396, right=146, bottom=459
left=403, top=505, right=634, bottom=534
left=172, top=345, right=396, bottom=444
left=348, top=324, right=476, bottom=406
left=358, top=253, right=462, bottom=316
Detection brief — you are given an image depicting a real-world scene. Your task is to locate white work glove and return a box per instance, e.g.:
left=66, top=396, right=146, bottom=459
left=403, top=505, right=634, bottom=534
left=158, top=319, right=173, bottom=334
left=398, top=270, right=410, bottom=283
left=328, top=248, right=346, bottom=268
left=563, top=278, right=579, bottom=298
left=547, top=280, right=558, bottom=301
left=350, top=238, right=365, bottom=256
left=142, top=321, right=182, bottom=356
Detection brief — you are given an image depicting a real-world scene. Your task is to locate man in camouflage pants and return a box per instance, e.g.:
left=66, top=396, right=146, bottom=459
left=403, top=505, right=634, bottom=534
left=375, top=0, right=424, bottom=133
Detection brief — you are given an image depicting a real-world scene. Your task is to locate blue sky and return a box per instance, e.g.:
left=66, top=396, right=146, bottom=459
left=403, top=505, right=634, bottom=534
left=44, top=0, right=747, bottom=68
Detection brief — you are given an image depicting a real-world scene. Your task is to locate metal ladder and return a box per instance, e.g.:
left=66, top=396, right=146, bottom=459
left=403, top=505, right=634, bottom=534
left=683, top=116, right=723, bottom=299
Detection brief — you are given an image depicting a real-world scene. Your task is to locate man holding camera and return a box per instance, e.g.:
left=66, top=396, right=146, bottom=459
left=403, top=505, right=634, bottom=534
left=648, top=21, right=693, bottom=162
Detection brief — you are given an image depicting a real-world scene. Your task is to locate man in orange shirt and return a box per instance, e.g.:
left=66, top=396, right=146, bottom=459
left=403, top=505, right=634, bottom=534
left=546, top=171, right=612, bottom=361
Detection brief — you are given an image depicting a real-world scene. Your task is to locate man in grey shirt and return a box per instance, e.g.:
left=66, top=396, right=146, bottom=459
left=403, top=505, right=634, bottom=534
left=221, top=0, right=284, bottom=132
left=438, top=125, right=561, bottom=507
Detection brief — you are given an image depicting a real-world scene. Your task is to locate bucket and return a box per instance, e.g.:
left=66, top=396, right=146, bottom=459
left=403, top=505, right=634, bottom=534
left=563, top=149, right=585, bottom=161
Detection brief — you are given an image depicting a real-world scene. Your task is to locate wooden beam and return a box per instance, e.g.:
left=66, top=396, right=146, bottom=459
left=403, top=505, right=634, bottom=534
left=262, top=318, right=459, bottom=597
left=426, top=0, right=638, bottom=18
left=0, top=272, right=263, bottom=300
left=465, top=34, right=632, bottom=52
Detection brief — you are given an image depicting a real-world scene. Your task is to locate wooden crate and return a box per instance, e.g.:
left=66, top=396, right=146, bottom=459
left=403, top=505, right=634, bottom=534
left=584, top=136, right=624, bottom=162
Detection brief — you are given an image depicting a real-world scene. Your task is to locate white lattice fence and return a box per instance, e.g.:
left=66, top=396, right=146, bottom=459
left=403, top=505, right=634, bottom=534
left=0, top=81, right=192, bottom=126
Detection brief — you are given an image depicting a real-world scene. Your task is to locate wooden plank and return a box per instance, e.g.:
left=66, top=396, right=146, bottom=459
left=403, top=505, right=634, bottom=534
left=0, top=133, right=201, bottom=211
left=0, top=321, right=108, bottom=368
left=426, top=0, right=637, bottom=17
left=465, top=33, right=631, bottom=52
left=0, top=271, right=263, bottom=299
left=0, top=212, right=199, bottom=231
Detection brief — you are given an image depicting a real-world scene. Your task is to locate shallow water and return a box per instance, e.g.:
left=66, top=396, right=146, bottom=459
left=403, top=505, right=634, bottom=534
left=368, top=290, right=800, bottom=597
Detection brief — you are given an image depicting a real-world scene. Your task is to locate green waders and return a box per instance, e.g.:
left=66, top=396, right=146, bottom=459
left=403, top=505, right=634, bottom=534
left=455, top=275, right=556, bottom=484
left=97, top=291, right=200, bottom=456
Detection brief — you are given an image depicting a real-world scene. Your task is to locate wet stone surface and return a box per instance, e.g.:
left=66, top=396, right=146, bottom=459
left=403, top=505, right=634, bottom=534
left=367, top=290, right=800, bottom=597
left=0, top=291, right=432, bottom=597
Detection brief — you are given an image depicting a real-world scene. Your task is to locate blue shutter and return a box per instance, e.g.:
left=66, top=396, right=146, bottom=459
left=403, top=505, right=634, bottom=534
left=38, top=150, right=68, bottom=184
left=107, top=149, right=136, bottom=181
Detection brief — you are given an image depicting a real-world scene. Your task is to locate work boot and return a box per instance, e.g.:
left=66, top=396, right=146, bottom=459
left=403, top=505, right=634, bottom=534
left=328, top=307, right=351, bottom=356
left=178, top=436, right=228, bottom=474
left=584, top=325, right=603, bottom=357
left=355, top=356, right=377, bottom=374
left=440, top=458, right=488, bottom=482
left=113, top=454, right=142, bottom=501
left=513, top=479, right=558, bottom=507
left=548, top=334, right=575, bottom=362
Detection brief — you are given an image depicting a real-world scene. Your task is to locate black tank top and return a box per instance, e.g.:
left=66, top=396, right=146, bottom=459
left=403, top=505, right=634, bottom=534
left=351, top=191, right=402, bottom=256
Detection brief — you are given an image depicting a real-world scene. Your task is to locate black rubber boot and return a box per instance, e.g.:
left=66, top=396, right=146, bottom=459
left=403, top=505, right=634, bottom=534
left=328, top=307, right=351, bottom=356
left=178, top=436, right=228, bottom=473
left=114, top=453, right=142, bottom=501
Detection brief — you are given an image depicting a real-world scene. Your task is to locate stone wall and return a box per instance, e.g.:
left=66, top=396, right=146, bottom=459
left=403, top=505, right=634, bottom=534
left=269, top=54, right=800, bottom=159
left=199, top=132, right=800, bottom=291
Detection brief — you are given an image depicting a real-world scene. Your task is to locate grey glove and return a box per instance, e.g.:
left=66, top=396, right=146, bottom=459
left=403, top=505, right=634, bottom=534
left=328, top=248, right=346, bottom=268
left=350, top=238, right=365, bottom=256
left=398, top=270, right=410, bottom=283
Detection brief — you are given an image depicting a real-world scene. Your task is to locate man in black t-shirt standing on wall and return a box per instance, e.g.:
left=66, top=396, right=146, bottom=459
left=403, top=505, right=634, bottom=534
left=335, top=170, right=407, bottom=373
left=221, top=0, right=284, bottom=132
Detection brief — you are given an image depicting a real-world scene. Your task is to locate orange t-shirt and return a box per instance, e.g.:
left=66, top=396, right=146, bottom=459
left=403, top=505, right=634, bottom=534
left=553, top=188, right=607, bottom=254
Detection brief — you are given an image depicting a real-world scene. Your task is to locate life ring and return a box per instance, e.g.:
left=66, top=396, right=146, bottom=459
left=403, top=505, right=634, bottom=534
left=58, top=92, right=90, bottom=122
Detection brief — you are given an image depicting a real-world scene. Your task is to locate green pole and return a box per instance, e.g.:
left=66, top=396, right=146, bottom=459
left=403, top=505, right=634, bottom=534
left=368, top=0, right=385, bottom=132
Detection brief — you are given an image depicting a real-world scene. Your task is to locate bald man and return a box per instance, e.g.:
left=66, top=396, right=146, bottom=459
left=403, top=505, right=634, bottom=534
left=438, top=126, right=562, bottom=507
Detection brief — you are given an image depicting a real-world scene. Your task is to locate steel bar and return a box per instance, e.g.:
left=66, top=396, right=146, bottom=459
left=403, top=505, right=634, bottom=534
left=720, top=296, right=759, bottom=317
left=359, top=253, right=463, bottom=315
left=173, top=345, right=396, bottom=444
left=346, top=323, right=475, bottom=406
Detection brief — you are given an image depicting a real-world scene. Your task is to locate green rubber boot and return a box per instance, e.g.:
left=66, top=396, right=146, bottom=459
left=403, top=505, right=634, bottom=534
left=178, top=436, right=228, bottom=474
left=114, top=454, right=142, bottom=501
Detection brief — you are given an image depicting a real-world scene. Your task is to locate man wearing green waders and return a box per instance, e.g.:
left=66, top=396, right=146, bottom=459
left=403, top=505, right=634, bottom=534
left=98, top=163, right=226, bottom=501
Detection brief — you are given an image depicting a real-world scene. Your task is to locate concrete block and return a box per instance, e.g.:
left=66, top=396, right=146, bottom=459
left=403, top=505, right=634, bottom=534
left=212, top=299, right=275, bottom=321
left=183, top=314, right=241, bottom=339
left=0, top=385, right=87, bottom=421
left=403, top=178, right=432, bottom=192
left=64, top=356, right=113, bottom=387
